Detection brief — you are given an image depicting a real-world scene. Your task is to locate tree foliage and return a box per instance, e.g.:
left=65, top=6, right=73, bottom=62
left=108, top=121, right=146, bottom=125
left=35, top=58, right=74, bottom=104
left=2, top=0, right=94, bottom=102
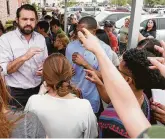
left=32, top=3, right=38, bottom=10
left=67, top=0, right=78, bottom=7
left=110, top=0, right=165, bottom=6
left=111, top=0, right=127, bottom=6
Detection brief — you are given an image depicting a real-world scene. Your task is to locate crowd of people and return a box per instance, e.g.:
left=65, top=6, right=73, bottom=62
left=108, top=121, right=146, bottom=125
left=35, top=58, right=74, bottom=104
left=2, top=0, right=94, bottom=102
left=0, top=4, right=165, bottom=138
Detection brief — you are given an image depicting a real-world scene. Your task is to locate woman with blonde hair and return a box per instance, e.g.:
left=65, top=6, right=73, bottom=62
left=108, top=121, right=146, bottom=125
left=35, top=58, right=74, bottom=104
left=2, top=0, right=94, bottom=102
left=0, top=66, right=46, bottom=138
left=25, top=53, right=98, bottom=138
left=54, top=33, right=70, bottom=56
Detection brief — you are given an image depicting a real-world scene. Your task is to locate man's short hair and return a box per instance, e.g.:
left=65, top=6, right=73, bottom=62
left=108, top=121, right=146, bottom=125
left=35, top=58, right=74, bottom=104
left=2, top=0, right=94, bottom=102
left=42, top=10, right=47, bottom=16
left=78, top=16, right=97, bottom=30
left=44, top=15, right=52, bottom=21
left=16, top=4, right=38, bottom=20
left=137, top=38, right=162, bottom=57
left=50, top=19, right=61, bottom=27
left=70, top=14, right=77, bottom=20
left=123, top=49, right=165, bottom=89
left=104, top=20, right=114, bottom=28
left=37, top=21, right=49, bottom=33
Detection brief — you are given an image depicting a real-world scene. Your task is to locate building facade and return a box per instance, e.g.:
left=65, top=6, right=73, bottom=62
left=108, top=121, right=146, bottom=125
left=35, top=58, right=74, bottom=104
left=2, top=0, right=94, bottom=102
left=30, top=0, right=61, bottom=7
left=0, top=0, right=19, bottom=25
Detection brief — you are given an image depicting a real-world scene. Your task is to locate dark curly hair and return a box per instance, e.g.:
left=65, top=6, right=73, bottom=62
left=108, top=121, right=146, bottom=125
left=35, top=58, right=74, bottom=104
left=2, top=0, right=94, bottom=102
left=123, top=49, right=165, bottom=90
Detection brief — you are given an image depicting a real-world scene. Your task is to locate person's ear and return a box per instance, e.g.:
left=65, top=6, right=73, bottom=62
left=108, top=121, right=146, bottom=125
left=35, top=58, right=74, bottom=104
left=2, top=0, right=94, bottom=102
left=91, top=29, right=96, bottom=35
left=16, top=18, right=18, bottom=24
left=125, top=76, right=133, bottom=85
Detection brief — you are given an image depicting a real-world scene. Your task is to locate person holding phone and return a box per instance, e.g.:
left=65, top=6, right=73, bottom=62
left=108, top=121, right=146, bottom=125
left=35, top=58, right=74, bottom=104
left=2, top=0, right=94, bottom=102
left=147, top=41, right=165, bottom=125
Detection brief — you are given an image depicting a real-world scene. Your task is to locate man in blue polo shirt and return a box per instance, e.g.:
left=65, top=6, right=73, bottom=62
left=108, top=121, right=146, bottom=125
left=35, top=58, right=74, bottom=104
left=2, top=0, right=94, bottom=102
left=66, top=16, right=119, bottom=117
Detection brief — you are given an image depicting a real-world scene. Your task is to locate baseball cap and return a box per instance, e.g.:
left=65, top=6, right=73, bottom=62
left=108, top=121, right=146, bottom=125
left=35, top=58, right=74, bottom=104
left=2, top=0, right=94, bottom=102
left=104, top=20, right=114, bottom=27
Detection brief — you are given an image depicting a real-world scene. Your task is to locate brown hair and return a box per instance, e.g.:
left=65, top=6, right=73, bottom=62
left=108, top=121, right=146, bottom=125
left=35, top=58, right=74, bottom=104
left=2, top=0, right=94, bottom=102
left=0, top=72, right=13, bottom=138
left=43, top=53, right=80, bottom=97
left=56, top=33, right=69, bottom=48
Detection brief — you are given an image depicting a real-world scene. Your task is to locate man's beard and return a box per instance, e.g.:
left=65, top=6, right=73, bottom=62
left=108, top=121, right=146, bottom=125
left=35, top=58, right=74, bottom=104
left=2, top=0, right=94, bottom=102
left=18, top=24, right=34, bottom=35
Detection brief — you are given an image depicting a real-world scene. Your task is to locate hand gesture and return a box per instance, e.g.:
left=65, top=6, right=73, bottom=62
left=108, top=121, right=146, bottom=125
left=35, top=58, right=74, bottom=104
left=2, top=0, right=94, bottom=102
left=72, top=53, right=87, bottom=67
left=24, top=47, right=43, bottom=61
left=148, top=41, right=165, bottom=77
left=151, top=99, right=165, bottom=124
left=85, top=69, right=103, bottom=85
left=77, top=28, right=102, bottom=54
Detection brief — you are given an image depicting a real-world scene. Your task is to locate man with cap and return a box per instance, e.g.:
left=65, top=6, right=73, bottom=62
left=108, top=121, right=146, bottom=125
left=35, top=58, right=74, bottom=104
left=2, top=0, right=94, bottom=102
left=104, top=20, right=119, bottom=53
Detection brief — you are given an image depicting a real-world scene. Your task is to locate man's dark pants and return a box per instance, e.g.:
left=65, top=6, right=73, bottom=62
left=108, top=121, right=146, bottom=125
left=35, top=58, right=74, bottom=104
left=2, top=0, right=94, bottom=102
left=9, top=85, right=41, bottom=108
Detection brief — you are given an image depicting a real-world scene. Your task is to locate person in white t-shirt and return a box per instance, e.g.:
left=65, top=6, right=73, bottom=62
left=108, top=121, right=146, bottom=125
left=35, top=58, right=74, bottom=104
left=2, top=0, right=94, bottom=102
left=25, top=53, right=98, bottom=138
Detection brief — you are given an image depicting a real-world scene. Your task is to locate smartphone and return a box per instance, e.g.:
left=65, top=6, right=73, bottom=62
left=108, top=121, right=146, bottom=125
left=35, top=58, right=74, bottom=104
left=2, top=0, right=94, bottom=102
left=152, top=89, right=165, bottom=125
left=152, top=89, right=165, bottom=105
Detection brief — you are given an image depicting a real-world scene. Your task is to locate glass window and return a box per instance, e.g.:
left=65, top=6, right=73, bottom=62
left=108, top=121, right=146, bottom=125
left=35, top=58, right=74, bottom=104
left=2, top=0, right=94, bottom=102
left=117, top=13, right=130, bottom=21
left=95, top=12, right=109, bottom=23
left=84, top=7, right=94, bottom=11
left=106, top=14, right=118, bottom=22
left=159, top=18, right=165, bottom=29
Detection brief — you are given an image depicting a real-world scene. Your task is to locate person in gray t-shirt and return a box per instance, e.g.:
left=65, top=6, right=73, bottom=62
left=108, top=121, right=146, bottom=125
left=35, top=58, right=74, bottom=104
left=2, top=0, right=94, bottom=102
left=7, top=111, right=46, bottom=138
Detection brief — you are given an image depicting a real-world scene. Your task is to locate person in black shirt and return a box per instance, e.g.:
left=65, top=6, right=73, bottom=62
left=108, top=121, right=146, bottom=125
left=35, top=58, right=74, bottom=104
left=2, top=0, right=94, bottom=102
left=140, top=19, right=157, bottom=38
left=36, top=21, right=54, bottom=55
left=53, top=33, right=70, bottom=56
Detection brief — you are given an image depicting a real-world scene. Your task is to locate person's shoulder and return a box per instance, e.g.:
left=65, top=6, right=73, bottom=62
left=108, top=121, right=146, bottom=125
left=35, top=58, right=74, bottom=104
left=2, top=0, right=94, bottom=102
left=0, top=30, right=16, bottom=40
left=67, top=40, right=80, bottom=47
left=28, top=94, right=45, bottom=102
left=10, top=111, right=45, bottom=138
left=99, top=39, right=112, bottom=50
left=30, top=94, right=45, bottom=99
left=33, top=31, right=45, bottom=39
left=73, top=98, right=91, bottom=108
left=24, top=111, right=39, bottom=122
left=19, top=111, right=43, bottom=129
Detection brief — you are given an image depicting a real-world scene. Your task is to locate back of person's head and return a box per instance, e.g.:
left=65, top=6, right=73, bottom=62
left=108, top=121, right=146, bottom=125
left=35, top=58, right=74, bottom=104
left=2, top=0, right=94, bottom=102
left=0, top=21, right=5, bottom=33
left=137, top=38, right=162, bottom=57
left=43, top=54, right=73, bottom=97
left=37, top=21, right=49, bottom=33
left=56, top=33, right=69, bottom=47
left=12, top=21, right=17, bottom=28
left=44, top=15, right=52, bottom=22
left=96, top=29, right=110, bottom=45
left=52, top=11, right=55, bottom=16
left=78, top=16, right=97, bottom=30
left=6, top=26, right=14, bottom=32
left=104, top=20, right=114, bottom=28
left=0, top=67, right=13, bottom=138
left=42, top=10, right=47, bottom=16
left=50, top=18, right=61, bottom=27
left=123, top=49, right=165, bottom=90
left=16, top=4, right=38, bottom=20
